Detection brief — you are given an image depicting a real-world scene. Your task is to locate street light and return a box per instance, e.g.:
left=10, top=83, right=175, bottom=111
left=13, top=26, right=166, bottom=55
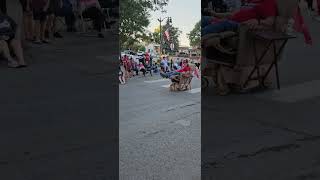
left=157, top=16, right=172, bottom=56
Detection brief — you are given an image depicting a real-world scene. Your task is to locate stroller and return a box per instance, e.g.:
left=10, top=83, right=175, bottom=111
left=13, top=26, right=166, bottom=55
left=202, top=0, right=298, bottom=95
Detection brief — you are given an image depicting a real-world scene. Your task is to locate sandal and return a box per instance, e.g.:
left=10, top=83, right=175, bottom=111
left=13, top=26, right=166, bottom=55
left=17, top=64, right=28, bottom=68
left=42, top=39, right=50, bottom=44
left=8, top=60, right=19, bottom=68
left=33, top=40, right=42, bottom=44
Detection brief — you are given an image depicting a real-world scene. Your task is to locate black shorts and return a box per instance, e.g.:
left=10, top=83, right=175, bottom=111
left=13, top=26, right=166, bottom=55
left=33, top=10, right=47, bottom=22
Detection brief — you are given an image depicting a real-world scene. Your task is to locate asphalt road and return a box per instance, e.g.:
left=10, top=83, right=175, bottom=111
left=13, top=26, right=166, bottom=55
left=202, top=8, right=320, bottom=180
left=0, top=32, right=119, bottom=179
left=119, top=73, right=201, bottom=180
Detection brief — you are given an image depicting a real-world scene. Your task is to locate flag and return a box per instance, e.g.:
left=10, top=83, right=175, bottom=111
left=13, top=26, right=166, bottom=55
left=293, top=6, right=312, bottom=45
left=164, top=28, right=170, bottom=41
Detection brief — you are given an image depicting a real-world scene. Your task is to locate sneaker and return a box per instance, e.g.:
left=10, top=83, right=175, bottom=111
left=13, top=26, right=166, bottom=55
left=160, top=72, right=167, bottom=78
left=33, top=40, right=42, bottom=44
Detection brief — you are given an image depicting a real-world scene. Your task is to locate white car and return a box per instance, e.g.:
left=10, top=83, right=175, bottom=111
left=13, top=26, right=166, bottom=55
left=137, top=51, right=145, bottom=56
left=121, top=50, right=140, bottom=63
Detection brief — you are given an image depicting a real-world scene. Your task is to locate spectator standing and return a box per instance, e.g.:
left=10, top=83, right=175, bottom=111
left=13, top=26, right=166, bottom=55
left=62, top=0, right=76, bottom=32
left=306, top=0, right=314, bottom=11
left=78, top=0, right=105, bottom=38
left=45, top=0, right=63, bottom=40
left=20, top=0, right=34, bottom=41
left=32, top=0, right=50, bottom=44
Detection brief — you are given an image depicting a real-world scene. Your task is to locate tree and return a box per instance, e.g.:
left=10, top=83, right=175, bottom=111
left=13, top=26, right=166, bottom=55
left=119, top=0, right=169, bottom=50
left=188, top=21, right=201, bottom=48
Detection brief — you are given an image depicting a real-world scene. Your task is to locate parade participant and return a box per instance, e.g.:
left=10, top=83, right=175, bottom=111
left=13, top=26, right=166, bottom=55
left=202, top=0, right=277, bottom=36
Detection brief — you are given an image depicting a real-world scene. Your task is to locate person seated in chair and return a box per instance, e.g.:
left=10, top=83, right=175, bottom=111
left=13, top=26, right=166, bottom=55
left=202, top=0, right=277, bottom=37
left=0, top=11, right=27, bottom=67
left=160, top=59, right=192, bottom=80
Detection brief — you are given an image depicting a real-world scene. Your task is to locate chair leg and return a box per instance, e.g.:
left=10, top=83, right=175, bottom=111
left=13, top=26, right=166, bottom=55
left=275, top=61, right=280, bottom=90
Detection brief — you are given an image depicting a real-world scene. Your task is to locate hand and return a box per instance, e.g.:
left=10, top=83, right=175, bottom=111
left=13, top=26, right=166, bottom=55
left=243, top=19, right=259, bottom=29
left=260, top=17, right=275, bottom=26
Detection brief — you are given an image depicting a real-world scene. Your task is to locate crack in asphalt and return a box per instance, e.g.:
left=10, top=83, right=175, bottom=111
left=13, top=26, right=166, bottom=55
left=164, top=102, right=200, bottom=112
left=296, top=135, right=320, bottom=142
left=0, top=142, right=109, bottom=167
left=237, top=143, right=301, bottom=158
left=203, top=134, right=320, bottom=170
left=254, top=120, right=314, bottom=137
left=177, top=111, right=201, bottom=121
left=143, top=129, right=166, bottom=138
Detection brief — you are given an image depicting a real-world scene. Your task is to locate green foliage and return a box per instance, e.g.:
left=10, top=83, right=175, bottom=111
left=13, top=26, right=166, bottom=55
left=119, top=0, right=169, bottom=49
left=138, top=46, right=146, bottom=52
left=188, top=21, right=201, bottom=48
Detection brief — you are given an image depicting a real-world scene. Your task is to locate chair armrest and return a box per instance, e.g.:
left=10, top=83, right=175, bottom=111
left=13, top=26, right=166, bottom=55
left=219, top=31, right=237, bottom=38
left=202, top=31, right=237, bottom=42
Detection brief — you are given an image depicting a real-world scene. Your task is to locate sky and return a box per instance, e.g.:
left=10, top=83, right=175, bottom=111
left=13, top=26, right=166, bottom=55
left=147, top=0, right=201, bottom=47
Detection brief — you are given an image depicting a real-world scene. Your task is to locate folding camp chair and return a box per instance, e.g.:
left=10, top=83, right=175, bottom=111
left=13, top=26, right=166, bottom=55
left=202, top=0, right=299, bottom=94
left=170, top=73, right=193, bottom=91
left=243, top=31, right=296, bottom=89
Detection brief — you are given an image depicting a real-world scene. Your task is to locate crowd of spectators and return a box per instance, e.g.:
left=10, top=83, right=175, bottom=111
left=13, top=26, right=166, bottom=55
left=0, top=0, right=116, bottom=68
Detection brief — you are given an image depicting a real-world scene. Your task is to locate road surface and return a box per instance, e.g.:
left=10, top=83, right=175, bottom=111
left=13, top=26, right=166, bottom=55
left=119, top=73, right=201, bottom=180
left=202, top=7, right=320, bottom=180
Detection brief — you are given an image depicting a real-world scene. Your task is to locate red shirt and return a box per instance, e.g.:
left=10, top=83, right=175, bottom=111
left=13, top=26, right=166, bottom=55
left=229, top=0, right=277, bottom=22
left=177, top=66, right=191, bottom=73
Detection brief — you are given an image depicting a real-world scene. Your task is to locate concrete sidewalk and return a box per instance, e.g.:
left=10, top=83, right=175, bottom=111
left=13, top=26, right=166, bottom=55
left=0, top=33, right=119, bottom=179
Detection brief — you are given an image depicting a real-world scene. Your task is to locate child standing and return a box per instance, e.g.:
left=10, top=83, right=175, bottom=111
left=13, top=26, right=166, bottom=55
left=119, top=61, right=126, bottom=84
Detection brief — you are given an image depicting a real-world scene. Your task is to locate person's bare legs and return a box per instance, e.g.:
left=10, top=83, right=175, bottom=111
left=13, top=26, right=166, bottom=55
left=40, top=17, right=48, bottom=42
left=45, top=14, right=55, bottom=41
left=34, top=19, right=41, bottom=43
left=24, top=14, right=34, bottom=40
left=10, top=39, right=27, bottom=66
left=0, top=40, right=19, bottom=67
